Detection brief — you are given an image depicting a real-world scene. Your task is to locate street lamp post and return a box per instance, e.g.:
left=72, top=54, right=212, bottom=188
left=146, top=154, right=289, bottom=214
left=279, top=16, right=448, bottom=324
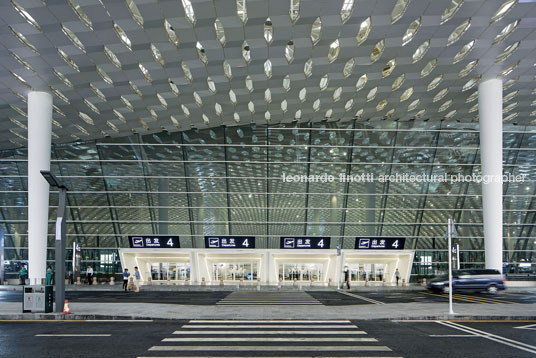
left=40, top=170, right=68, bottom=313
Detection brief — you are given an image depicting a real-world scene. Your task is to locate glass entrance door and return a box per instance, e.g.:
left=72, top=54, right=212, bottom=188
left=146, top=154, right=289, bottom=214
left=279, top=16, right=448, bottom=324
left=279, top=263, right=323, bottom=282
left=349, top=263, right=386, bottom=282
left=212, top=263, right=258, bottom=281
left=150, top=262, right=190, bottom=281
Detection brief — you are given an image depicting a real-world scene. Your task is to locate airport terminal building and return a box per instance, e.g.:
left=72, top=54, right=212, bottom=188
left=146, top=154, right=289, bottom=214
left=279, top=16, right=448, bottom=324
left=0, top=0, right=535, bottom=286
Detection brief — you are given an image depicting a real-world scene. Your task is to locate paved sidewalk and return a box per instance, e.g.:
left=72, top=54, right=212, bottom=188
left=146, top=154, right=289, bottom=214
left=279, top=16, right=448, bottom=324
left=1, top=300, right=535, bottom=321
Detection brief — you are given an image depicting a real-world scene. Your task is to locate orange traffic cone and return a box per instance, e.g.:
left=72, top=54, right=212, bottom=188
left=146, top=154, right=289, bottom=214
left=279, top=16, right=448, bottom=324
left=62, top=299, right=71, bottom=314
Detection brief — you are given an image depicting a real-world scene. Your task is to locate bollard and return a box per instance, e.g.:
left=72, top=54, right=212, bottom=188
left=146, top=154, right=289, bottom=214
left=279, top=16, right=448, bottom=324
left=110, top=276, right=115, bottom=286
left=310, top=279, right=314, bottom=287
left=92, top=276, right=97, bottom=285
left=402, top=278, right=406, bottom=287
left=277, top=278, right=282, bottom=291
left=219, top=279, right=224, bottom=287
left=328, top=278, right=332, bottom=287
left=293, top=279, right=297, bottom=287
left=128, top=276, right=135, bottom=291
left=382, top=278, right=386, bottom=287
left=201, top=277, right=206, bottom=286
left=147, top=276, right=152, bottom=286
left=75, top=277, right=81, bottom=285
left=422, top=278, right=427, bottom=287
left=184, top=278, right=190, bottom=286
left=239, top=278, right=244, bottom=287
left=256, top=279, right=261, bottom=291
left=365, top=279, right=368, bottom=287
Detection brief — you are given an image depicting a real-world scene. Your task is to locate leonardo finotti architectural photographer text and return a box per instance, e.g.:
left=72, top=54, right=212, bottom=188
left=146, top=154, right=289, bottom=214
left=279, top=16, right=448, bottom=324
left=281, top=172, right=526, bottom=184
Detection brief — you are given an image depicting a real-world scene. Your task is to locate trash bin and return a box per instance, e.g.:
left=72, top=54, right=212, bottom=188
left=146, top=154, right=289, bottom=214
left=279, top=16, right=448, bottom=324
left=22, top=285, right=53, bottom=313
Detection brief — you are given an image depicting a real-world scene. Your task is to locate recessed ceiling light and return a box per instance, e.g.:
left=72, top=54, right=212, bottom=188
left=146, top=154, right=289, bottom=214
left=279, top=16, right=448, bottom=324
left=11, top=0, right=41, bottom=31
left=285, top=41, right=295, bottom=64
left=366, top=87, right=378, bottom=102
left=223, top=60, right=233, bottom=80
left=129, top=81, right=142, bottom=98
left=228, top=90, right=237, bottom=105
left=402, top=17, right=421, bottom=46
left=283, top=75, right=291, bottom=92
left=310, top=17, right=322, bottom=46
left=264, top=59, right=272, bottom=79
left=497, top=61, right=519, bottom=78
left=113, top=22, right=132, bottom=50
left=196, top=42, right=208, bottom=64
left=214, top=19, right=226, bottom=47
left=290, top=0, right=301, bottom=24
left=181, top=0, right=196, bottom=25
left=356, top=17, right=371, bottom=45
left=447, top=18, right=471, bottom=46
left=237, top=0, right=248, bottom=24
left=125, top=0, right=143, bottom=28
left=164, top=19, right=179, bottom=48
left=440, top=0, right=464, bottom=25
left=412, top=40, right=430, bottom=63
left=356, top=74, right=368, bottom=91
left=453, top=40, right=476, bottom=64
left=392, top=74, right=405, bottom=91
left=151, top=44, right=165, bottom=67
left=328, top=39, right=340, bottom=63
left=492, top=19, right=520, bottom=45
left=370, top=39, right=385, bottom=64
left=427, top=75, right=444, bottom=91
left=382, top=58, right=396, bottom=78
left=57, top=48, right=79, bottom=72
left=458, top=60, right=478, bottom=78
left=9, top=26, right=38, bottom=54
left=9, top=50, right=35, bottom=72
left=104, top=46, right=122, bottom=69
left=490, top=0, right=518, bottom=24
left=304, top=58, right=313, bottom=78
left=421, top=58, right=437, bottom=77
left=495, top=42, right=520, bottom=63
left=340, top=0, right=355, bottom=24
left=391, top=0, right=410, bottom=24
left=68, top=0, right=93, bottom=30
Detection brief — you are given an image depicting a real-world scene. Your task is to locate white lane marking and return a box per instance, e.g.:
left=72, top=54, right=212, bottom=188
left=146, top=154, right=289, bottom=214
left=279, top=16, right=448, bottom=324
left=182, top=324, right=358, bottom=329
left=84, top=320, right=153, bottom=322
left=429, top=334, right=479, bottom=337
left=149, top=345, right=392, bottom=351
left=437, top=321, right=536, bottom=355
left=139, top=356, right=403, bottom=358
left=35, top=334, right=112, bottom=337
left=514, top=323, right=536, bottom=330
left=190, top=320, right=351, bottom=323
left=173, top=330, right=367, bottom=335
left=391, top=320, right=438, bottom=323
left=338, top=291, right=385, bottom=305
left=163, top=337, right=378, bottom=342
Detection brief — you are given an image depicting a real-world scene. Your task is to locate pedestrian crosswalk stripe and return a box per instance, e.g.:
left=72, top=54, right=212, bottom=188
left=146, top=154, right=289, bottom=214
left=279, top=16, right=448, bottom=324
left=141, top=319, right=399, bottom=358
left=182, top=324, right=358, bottom=329
left=148, top=345, right=392, bottom=352
left=163, top=337, right=378, bottom=342
left=217, top=291, right=322, bottom=305
left=172, top=330, right=367, bottom=335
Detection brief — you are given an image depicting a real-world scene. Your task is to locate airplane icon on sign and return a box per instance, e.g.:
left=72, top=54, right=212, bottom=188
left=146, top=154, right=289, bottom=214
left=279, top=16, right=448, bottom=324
left=284, top=238, right=295, bottom=248
left=208, top=238, right=220, bottom=247
left=132, top=237, right=144, bottom=248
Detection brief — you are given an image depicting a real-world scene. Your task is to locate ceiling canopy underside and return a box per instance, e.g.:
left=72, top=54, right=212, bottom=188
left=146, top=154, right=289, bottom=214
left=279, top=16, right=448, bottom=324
left=0, top=0, right=536, bottom=149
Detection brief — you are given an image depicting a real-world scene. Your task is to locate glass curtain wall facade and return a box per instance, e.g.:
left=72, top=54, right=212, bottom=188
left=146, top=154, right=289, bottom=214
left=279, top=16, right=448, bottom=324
left=1, top=120, right=535, bottom=281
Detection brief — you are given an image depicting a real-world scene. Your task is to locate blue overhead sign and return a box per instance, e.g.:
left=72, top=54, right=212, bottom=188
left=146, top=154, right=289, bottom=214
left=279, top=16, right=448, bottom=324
left=205, top=236, right=255, bottom=249
left=128, top=236, right=180, bottom=248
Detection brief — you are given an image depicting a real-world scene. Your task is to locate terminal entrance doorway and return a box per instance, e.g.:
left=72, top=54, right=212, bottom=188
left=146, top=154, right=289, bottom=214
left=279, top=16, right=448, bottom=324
left=150, top=262, right=190, bottom=281
left=279, top=263, right=324, bottom=282
left=212, top=262, right=258, bottom=281
left=349, top=263, right=386, bottom=282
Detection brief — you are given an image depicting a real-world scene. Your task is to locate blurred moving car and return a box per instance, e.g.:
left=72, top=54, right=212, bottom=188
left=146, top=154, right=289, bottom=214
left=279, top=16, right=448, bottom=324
left=427, top=269, right=506, bottom=294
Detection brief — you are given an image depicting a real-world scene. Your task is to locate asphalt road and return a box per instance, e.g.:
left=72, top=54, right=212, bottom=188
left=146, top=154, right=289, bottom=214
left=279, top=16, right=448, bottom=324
left=0, top=319, right=534, bottom=357
left=1, top=289, right=534, bottom=305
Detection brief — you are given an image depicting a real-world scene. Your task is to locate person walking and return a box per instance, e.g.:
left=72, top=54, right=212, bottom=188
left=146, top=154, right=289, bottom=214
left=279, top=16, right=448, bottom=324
left=19, top=264, right=27, bottom=285
left=46, top=266, right=53, bottom=285
left=395, top=268, right=400, bottom=286
left=86, top=265, right=93, bottom=285
left=122, top=268, right=130, bottom=292
left=134, top=266, right=141, bottom=292
left=343, top=266, right=350, bottom=289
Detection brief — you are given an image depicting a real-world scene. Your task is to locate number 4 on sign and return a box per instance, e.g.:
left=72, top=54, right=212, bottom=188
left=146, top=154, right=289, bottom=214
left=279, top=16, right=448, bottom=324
left=392, top=240, right=399, bottom=248
left=167, top=238, right=174, bottom=247
left=242, top=239, right=249, bottom=247
left=318, top=239, right=324, bottom=248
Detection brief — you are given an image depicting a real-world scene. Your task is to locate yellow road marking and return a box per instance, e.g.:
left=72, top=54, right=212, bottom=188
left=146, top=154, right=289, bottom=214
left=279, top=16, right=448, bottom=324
left=422, top=292, right=501, bottom=304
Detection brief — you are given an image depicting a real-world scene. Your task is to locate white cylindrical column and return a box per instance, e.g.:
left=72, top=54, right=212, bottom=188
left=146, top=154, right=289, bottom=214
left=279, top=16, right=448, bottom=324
left=28, top=91, right=53, bottom=285
left=478, top=79, right=503, bottom=271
